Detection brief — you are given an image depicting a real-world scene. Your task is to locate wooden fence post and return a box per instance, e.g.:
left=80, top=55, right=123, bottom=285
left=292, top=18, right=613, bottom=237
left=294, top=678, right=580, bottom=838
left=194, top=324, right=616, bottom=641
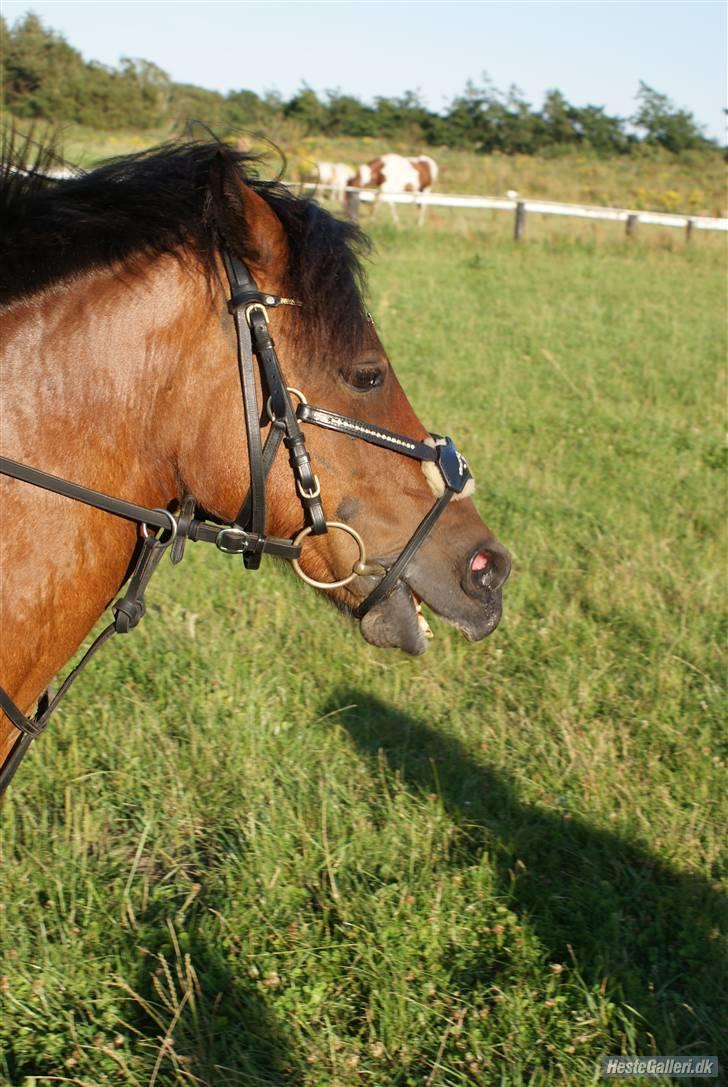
left=686, top=218, right=695, bottom=243
left=345, top=190, right=360, bottom=224
left=514, top=201, right=526, bottom=241
left=626, top=213, right=639, bottom=238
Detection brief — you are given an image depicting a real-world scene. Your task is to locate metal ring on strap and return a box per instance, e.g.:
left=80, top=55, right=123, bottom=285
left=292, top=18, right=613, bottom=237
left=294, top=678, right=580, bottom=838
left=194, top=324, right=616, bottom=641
left=266, top=386, right=308, bottom=424
left=291, top=521, right=372, bottom=589
left=140, top=508, right=178, bottom=544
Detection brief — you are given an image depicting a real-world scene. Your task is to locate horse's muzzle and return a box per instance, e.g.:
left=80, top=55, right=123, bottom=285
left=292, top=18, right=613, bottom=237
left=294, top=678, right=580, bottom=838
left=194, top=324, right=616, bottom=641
left=356, top=535, right=511, bottom=655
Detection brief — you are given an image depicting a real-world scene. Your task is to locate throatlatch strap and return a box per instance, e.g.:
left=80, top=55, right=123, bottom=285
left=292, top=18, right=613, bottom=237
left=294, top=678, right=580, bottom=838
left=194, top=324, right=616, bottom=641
left=0, top=687, right=44, bottom=738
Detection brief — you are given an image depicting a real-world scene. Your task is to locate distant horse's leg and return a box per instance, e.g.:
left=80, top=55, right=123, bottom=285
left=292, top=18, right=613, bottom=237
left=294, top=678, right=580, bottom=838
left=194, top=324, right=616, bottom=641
left=417, top=187, right=430, bottom=226
left=389, top=198, right=399, bottom=225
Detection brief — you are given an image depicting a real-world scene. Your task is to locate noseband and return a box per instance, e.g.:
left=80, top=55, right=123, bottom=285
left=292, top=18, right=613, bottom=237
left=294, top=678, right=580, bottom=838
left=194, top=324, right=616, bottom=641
left=0, top=251, right=473, bottom=793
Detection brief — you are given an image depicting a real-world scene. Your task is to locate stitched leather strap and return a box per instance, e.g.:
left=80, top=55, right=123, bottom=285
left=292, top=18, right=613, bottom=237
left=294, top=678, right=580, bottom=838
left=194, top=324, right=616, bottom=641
left=224, top=253, right=327, bottom=539
left=113, top=536, right=166, bottom=633
left=224, top=253, right=267, bottom=569
left=0, top=687, right=45, bottom=738
left=296, top=404, right=437, bottom=461
left=0, top=622, right=116, bottom=743
left=248, top=312, right=328, bottom=537
left=235, top=423, right=286, bottom=528
left=189, top=521, right=300, bottom=558
left=0, top=457, right=173, bottom=531
left=0, top=457, right=301, bottom=561
left=0, top=536, right=165, bottom=747
left=0, top=732, right=34, bottom=797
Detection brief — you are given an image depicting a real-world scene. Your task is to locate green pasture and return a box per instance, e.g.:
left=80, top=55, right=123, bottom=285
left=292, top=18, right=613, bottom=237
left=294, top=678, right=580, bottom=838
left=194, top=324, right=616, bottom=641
left=1, top=224, right=726, bottom=1086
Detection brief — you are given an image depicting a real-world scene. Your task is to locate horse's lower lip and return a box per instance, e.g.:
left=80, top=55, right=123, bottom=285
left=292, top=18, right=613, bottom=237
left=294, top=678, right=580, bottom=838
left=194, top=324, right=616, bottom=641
left=358, top=580, right=429, bottom=655
left=352, top=565, right=434, bottom=635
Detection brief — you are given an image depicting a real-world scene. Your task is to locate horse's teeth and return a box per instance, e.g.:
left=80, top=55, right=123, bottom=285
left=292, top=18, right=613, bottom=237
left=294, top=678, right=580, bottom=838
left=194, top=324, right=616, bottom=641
left=416, top=607, right=434, bottom=638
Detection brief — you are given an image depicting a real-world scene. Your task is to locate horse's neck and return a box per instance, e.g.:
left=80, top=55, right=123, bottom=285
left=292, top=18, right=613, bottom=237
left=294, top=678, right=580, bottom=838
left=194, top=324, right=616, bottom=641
left=0, top=255, right=238, bottom=746
left=3, top=258, right=212, bottom=480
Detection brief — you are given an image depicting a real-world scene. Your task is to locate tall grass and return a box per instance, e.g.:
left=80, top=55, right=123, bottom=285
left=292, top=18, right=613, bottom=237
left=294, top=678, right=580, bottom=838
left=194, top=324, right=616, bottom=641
left=0, top=224, right=725, bottom=1085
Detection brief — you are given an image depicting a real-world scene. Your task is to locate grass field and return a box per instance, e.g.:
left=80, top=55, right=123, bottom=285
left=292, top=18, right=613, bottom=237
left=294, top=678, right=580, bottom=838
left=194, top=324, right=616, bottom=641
left=0, top=220, right=726, bottom=1085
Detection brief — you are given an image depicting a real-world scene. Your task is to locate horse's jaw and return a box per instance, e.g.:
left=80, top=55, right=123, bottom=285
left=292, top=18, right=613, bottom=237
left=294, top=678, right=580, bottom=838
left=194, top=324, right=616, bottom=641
left=359, top=582, right=429, bottom=655
left=358, top=577, right=504, bottom=656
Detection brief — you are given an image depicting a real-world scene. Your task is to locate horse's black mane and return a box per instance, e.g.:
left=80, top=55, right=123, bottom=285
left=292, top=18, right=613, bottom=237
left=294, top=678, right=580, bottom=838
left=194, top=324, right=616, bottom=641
left=0, top=132, right=370, bottom=353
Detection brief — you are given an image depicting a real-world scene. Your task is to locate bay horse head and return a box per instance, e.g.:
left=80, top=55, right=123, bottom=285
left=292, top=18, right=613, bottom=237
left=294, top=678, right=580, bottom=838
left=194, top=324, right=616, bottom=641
left=0, top=137, right=510, bottom=783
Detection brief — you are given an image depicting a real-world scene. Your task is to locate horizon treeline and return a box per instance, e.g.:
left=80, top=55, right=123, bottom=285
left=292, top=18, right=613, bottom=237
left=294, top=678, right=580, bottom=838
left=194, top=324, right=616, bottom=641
left=1, top=12, right=718, bottom=156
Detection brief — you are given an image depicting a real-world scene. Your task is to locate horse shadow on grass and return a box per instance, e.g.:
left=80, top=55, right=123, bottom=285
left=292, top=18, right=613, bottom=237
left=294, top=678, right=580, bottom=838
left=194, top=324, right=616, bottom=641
left=121, top=932, right=305, bottom=1087
left=322, top=688, right=726, bottom=1062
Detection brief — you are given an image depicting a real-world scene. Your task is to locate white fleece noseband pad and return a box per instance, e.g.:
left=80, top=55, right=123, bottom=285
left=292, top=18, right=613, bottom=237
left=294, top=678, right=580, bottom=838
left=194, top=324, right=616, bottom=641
left=421, top=437, right=476, bottom=500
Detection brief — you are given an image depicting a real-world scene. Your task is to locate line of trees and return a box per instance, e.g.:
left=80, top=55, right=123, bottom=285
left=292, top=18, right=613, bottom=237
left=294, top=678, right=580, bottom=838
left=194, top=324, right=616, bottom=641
left=1, top=13, right=717, bottom=155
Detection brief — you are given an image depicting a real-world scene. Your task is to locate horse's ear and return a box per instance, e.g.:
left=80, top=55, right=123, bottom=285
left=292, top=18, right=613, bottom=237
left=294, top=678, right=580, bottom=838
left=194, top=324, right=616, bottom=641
left=208, top=151, right=286, bottom=274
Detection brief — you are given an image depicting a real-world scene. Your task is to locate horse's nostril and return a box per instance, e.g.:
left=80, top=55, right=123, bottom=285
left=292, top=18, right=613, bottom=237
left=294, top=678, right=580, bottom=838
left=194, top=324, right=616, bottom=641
left=471, top=550, right=490, bottom=573
left=465, top=543, right=511, bottom=596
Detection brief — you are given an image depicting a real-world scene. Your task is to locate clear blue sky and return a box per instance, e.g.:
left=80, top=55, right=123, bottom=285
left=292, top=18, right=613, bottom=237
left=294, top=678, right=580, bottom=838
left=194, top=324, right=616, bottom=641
left=4, top=1, right=727, bottom=141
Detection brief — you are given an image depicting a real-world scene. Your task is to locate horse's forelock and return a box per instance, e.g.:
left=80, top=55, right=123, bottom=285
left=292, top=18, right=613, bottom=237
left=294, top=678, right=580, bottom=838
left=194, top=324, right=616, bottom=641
left=255, top=184, right=371, bottom=361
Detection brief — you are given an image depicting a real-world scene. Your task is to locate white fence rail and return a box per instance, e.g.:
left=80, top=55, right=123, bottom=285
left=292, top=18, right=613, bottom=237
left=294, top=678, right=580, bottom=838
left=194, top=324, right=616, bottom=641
left=21, top=169, right=728, bottom=236
left=301, top=182, right=727, bottom=235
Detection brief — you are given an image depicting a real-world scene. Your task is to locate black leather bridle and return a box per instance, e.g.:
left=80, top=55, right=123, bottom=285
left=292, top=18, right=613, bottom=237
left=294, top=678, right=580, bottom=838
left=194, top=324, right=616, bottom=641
left=0, top=252, right=473, bottom=794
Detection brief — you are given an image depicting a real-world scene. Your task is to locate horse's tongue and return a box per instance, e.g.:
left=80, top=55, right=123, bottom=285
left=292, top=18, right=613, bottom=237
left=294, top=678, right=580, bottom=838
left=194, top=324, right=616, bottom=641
left=359, top=582, right=427, bottom=656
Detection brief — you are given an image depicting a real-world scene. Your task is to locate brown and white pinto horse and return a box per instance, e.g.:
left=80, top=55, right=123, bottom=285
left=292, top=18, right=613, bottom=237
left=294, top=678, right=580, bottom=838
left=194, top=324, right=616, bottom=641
left=310, top=161, right=354, bottom=202
left=0, top=138, right=508, bottom=784
left=349, top=153, right=439, bottom=223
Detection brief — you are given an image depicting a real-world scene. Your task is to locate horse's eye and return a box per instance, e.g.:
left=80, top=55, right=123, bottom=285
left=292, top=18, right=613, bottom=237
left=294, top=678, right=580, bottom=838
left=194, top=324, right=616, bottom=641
left=344, top=366, right=385, bottom=391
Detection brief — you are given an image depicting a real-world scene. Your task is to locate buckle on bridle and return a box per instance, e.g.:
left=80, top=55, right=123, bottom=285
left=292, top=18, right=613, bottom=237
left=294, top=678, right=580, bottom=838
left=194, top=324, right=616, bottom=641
left=215, top=526, right=250, bottom=554
left=297, top=474, right=321, bottom=500
left=244, top=301, right=270, bottom=327
left=228, top=289, right=302, bottom=314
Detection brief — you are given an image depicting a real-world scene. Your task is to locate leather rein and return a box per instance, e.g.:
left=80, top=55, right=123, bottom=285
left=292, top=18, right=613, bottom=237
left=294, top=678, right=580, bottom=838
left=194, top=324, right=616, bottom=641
left=0, top=251, right=473, bottom=795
